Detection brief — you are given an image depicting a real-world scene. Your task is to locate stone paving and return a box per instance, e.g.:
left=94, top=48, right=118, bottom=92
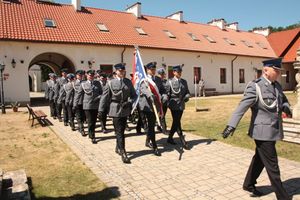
left=35, top=106, right=300, bottom=200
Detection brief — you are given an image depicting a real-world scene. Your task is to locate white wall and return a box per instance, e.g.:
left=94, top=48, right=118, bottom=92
left=0, top=41, right=269, bottom=103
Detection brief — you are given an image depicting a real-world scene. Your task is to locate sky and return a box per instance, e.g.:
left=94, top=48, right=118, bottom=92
left=55, top=0, right=300, bottom=31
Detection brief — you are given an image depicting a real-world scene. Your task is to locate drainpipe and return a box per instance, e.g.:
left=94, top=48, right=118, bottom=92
left=231, top=55, right=238, bottom=94
left=121, top=46, right=126, bottom=63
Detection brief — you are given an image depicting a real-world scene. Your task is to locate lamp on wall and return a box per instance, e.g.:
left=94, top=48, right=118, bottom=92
left=11, top=59, right=16, bottom=68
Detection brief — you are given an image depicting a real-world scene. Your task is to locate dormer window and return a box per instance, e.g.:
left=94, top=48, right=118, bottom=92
left=135, top=27, right=147, bottom=35
left=256, top=42, right=268, bottom=49
left=188, top=33, right=200, bottom=41
left=223, top=38, right=235, bottom=45
left=241, top=40, right=253, bottom=48
left=96, top=23, right=109, bottom=32
left=164, top=30, right=176, bottom=39
left=44, top=19, right=56, bottom=28
left=203, top=35, right=216, bottom=43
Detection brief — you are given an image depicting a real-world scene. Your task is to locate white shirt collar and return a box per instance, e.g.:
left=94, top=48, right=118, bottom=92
left=262, top=75, right=272, bottom=84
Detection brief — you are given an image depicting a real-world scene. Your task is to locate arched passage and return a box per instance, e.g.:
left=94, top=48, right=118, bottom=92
left=28, top=52, right=75, bottom=105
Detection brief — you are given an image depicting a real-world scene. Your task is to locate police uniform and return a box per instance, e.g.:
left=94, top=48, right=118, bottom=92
left=45, top=73, right=57, bottom=118
left=157, top=67, right=169, bottom=134
left=222, top=58, right=291, bottom=200
left=166, top=65, right=190, bottom=150
left=73, top=70, right=86, bottom=136
left=65, top=73, right=76, bottom=131
left=77, top=70, right=102, bottom=143
left=97, top=73, right=109, bottom=133
left=55, top=69, right=68, bottom=124
left=138, top=62, right=166, bottom=156
left=98, top=63, right=136, bottom=163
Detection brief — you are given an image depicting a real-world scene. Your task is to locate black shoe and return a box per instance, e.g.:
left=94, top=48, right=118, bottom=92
left=145, top=141, right=153, bottom=149
left=153, top=148, right=161, bottom=156
left=92, top=138, right=97, bottom=144
left=53, top=116, right=57, bottom=120
left=80, top=130, right=86, bottom=137
left=115, top=146, right=121, bottom=155
left=58, top=118, right=62, bottom=122
left=243, top=186, right=263, bottom=197
left=120, top=150, right=130, bottom=164
left=167, top=137, right=176, bottom=145
left=64, top=122, right=68, bottom=126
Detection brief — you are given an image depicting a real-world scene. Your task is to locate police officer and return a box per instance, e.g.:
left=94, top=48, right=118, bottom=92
left=166, top=65, right=190, bottom=150
left=45, top=73, right=57, bottom=119
left=73, top=70, right=86, bottom=136
left=139, top=62, right=166, bottom=156
left=77, top=70, right=102, bottom=144
left=65, top=73, right=76, bottom=131
left=99, top=63, right=136, bottom=164
left=221, top=58, right=292, bottom=200
left=157, top=67, right=169, bottom=134
left=55, top=69, right=68, bottom=124
left=97, top=73, right=109, bottom=133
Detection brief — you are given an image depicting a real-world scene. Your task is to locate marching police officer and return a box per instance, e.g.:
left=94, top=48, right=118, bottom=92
left=99, top=63, right=136, bottom=164
left=65, top=73, right=76, bottom=131
left=55, top=69, right=68, bottom=124
left=139, top=62, right=167, bottom=156
left=45, top=73, right=57, bottom=119
left=166, top=65, right=190, bottom=150
left=157, top=67, right=169, bottom=134
left=77, top=70, right=102, bottom=144
left=73, top=70, right=86, bottom=136
left=97, top=73, right=109, bottom=133
left=221, top=58, right=292, bottom=200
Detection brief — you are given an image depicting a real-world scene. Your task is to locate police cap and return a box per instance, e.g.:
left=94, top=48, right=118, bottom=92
left=145, top=62, right=157, bottom=69
left=262, top=58, right=282, bottom=70
left=114, top=63, right=126, bottom=70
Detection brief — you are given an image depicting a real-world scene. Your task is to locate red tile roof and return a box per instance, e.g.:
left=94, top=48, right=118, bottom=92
left=267, top=28, right=300, bottom=62
left=0, top=0, right=276, bottom=58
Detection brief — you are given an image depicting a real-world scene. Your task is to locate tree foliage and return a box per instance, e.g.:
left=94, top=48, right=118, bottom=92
left=251, top=22, right=300, bottom=33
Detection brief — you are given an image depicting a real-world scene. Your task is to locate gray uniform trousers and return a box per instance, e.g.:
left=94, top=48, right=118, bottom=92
left=45, top=80, right=57, bottom=117
left=65, top=82, right=75, bottom=129
left=55, top=77, right=68, bottom=122
left=228, top=76, right=290, bottom=200
left=73, top=79, right=85, bottom=133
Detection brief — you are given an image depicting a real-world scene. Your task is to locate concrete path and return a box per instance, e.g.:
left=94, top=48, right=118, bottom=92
left=35, top=106, right=300, bottom=200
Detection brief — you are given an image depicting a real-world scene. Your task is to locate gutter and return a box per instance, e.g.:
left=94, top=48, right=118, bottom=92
left=231, top=55, right=238, bottom=93
left=121, top=46, right=126, bottom=63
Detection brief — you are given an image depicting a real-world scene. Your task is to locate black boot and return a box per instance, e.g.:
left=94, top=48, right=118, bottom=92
left=179, top=135, right=190, bottom=150
left=70, top=121, right=76, bottom=131
left=145, top=136, right=153, bottom=148
left=153, top=148, right=161, bottom=156
left=115, top=145, right=121, bottom=155
left=80, top=129, right=86, bottom=136
left=120, top=150, right=130, bottom=164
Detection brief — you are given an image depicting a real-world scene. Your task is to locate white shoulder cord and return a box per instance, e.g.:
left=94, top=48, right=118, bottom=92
left=255, top=83, right=278, bottom=111
left=169, top=79, right=181, bottom=94
left=72, top=81, right=79, bottom=92
left=81, top=82, right=93, bottom=95
left=108, top=80, right=123, bottom=96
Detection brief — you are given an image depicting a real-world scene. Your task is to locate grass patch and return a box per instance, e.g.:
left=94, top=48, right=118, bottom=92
left=0, top=111, right=119, bottom=200
left=166, top=92, right=300, bottom=162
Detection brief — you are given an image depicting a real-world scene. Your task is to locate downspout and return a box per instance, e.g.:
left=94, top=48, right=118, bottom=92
left=231, top=55, right=238, bottom=94
left=121, top=46, right=126, bottom=63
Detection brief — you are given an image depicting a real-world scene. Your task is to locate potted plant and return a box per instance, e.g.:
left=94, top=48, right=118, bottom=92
left=11, top=101, right=20, bottom=112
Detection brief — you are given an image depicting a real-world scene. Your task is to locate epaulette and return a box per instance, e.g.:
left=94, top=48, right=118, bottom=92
left=254, top=77, right=262, bottom=83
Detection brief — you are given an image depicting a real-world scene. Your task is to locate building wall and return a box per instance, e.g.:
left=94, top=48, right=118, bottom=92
left=0, top=41, right=269, bottom=103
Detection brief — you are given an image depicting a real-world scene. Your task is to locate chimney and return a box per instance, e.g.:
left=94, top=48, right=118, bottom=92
left=226, top=22, right=239, bottom=31
left=126, top=2, right=141, bottom=18
left=72, top=0, right=81, bottom=11
left=208, top=18, right=226, bottom=30
left=166, top=11, right=183, bottom=22
left=253, top=27, right=270, bottom=36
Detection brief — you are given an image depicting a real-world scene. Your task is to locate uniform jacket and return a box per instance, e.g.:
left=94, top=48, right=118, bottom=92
left=64, top=81, right=74, bottom=106
left=45, top=79, right=56, bottom=101
left=73, top=79, right=84, bottom=107
left=166, top=77, right=190, bottom=111
left=77, top=80, right=102, bottom=110
left=55, top=77, right=68, bottom=104
left=228, top=76, right=290, bottom=141
left=138, top=75, right=167, bottom=112
left=99, top=78, right=136, bottom=118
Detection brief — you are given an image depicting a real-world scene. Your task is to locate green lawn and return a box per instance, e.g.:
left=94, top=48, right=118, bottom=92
left=167, top=92, right=300, bottom=162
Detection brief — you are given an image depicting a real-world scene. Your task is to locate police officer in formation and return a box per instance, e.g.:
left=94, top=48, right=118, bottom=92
left=55, top=69, right=68, bottom=124
left=139, top=62, right=167, bottom=156
left=97, top=72, right=109, bottom=133
left=157, top=66, right=169, bottom=134
left=166, top=65, right=190, bottom=150
left=99, top=63, right=136, bottom=164
left=222, top=58, right=292, bottom=200
left=45, top=73, right=57, bottom=119
left=72, top=70, right=86, bottom=136
left=64, top=73, right=76, bottom=131
left=76, top=70, right=102, bottom=144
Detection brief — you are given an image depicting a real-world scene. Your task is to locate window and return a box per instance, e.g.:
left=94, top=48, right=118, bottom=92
left=241, top=40, right=253, bottom=48
left=203, top=35, right=216, bottom=43
left=223, top=38, right=235, bottom=45
left=168, top=66, right=174, bottom=78
left=194, top=67, right=201, bottom=83
left=239, top=69, right=245, bottom=83
left=286, top=71, right=290, bottom=83
left=256, top=42, right=268, bottom=49
left=220, top=68, right=226, bottom=84
left=44, top=19, right=56, bottom=28
left=188, top=33, right=200, bottom=41
left=100, top=64, right=113, bottom=75
left=164, top=30, right=176, bottom=39
left=96, top=23, right=109, bottom=32
left=135, top=27, right=147, bottom=35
